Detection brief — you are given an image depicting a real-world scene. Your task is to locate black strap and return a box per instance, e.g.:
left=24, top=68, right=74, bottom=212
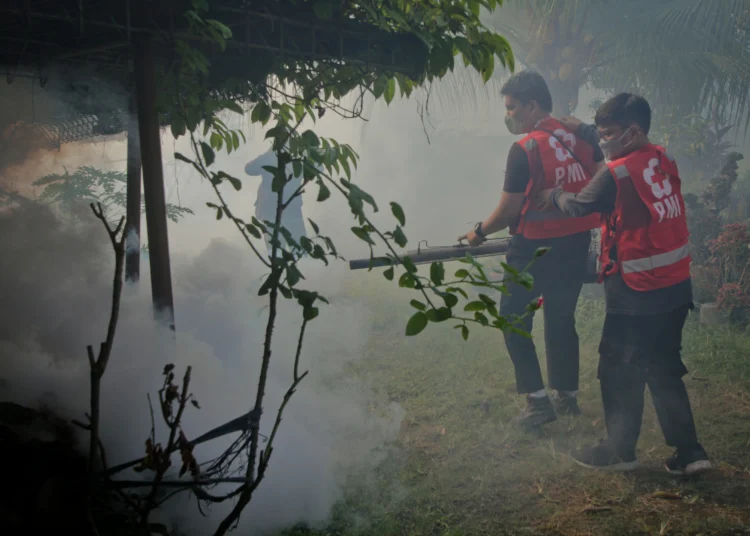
left=534, top=126, right=589, bottom=170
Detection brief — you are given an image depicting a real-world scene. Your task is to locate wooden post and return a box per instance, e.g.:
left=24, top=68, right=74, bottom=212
left=133, top=35, right=175, bottom=330
left=125, top=94, right=142, bottom=283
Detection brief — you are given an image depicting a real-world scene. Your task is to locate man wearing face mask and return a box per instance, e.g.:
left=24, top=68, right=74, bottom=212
left=458, top=71, right=604, bottom=430
left=537, top=93, right=711, bottom=475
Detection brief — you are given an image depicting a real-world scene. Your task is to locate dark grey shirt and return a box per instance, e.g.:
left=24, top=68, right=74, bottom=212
left=549, top=124, right=693, bottom=315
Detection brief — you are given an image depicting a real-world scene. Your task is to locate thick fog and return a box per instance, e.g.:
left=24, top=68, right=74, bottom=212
left=0, top=62, right=675, bottom=534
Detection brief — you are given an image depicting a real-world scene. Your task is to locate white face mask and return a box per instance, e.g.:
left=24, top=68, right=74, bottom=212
left=600, top=127, right=635, bottom=161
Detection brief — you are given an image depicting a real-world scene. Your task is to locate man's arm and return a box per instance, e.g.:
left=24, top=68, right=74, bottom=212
left=549, top=166, right=617, bottom=217
left=459, top=144, right=528, bottom=244
left=559, top=116, right=605, bottom=172
left=480, top=191, right=526, bottom=235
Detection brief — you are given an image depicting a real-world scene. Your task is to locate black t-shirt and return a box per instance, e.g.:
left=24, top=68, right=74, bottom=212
left=502, top=121, right=604, bottom=284
left=502, top=123, right=605, bottom=193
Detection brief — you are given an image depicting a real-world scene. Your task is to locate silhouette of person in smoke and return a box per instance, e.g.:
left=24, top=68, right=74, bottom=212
left=244, top=148, right=307, bottom=259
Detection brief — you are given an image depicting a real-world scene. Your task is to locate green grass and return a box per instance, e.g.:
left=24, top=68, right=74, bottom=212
left=283, top=273, right=750, bottom=536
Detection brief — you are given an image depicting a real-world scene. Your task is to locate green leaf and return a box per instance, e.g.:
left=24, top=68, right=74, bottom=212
left=384, top=78, right=396, bottom=105
left=340, top=157, right=351, bottom=179
left=301, top=129, right=320, bottom=148
left=443, top=292, right=459, bottom=308
left=390, top=201, right=406, bottom=226
left=316, top=179, right=330, bottom=202
left=402, top=256, right=417, bottom=274
left=384, top=266, right=395, bottom=281
left=174, top=152, right=192, bottom=164
left=308, top=218, right=320, bottom=234
left=351, top=226, right=375, bottom=245
left=516, top=272, right=534, bottom=290
left=245, top=224, right=262, bottom=239
left=446, top=286, right=468, bottom=299
left=508, top=325, right=532, bottom=339
left=286, top=264, right=303, bottom=287
left=410, top=299, right=427, bottom=311
left=430, top=261, right=445, bottom=286
left=478, top=294, right=495, bottom=307
left=534, top=247, right=551, bottom=258
left=372, top=76, right=387, bottom=98
left=474, top=312, right=489, bottom=326
left=210, top=131, right=223, bottom=150
left=405, top=311, right=428, bottom=336
left=455, top=269, right=470, bottom=279
left=221, top=100, right=244, bottom=115
left=500, top=263, right=519, bottom=276
left=393, top=226, right=408, bottom=248
left=304, top=306, right=320, bottom=321
left=170, top=116, right=186, bottom=138
left=251, top=101, right=272, bottom=124
left=458, top=324, right=469, bottom=340
left=482, top=54, right=495, bottom=83
left=343, top=180, right=379, bottom=214
left=215, top=207, right=223, bottom=220
left=426, top=307, right=451, bottom=322
left=200, top=142, right=215, bottom=167
left=464, top=301, right=486, bottom=312
left=399, top=272, right=416, bottom=289
left=226, top=174, right=242, bottom=191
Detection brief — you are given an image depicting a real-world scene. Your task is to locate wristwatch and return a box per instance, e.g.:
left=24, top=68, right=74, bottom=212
left=474, top=221, right=486, bottom=241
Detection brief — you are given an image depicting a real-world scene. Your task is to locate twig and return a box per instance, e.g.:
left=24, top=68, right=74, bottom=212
left=141, top=367, right=193, bottom=519
left=84, top=202, right=126, bottom=530
left=110, top=477, right=255, bottom=488
left=213, top=141, right=314, bottom=534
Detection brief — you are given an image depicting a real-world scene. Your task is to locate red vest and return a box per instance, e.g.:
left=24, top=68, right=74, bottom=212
left=513, top=117, right=600, bottom=239
left=600, top=144, right=691, bottom=291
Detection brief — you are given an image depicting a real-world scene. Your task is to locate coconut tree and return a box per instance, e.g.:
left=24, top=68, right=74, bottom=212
left=485, top=0, right=750, bottom=129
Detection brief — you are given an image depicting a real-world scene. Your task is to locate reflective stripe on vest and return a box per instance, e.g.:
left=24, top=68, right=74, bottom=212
left=620, top=244, right=690, bottom=274
left=524, top=139, right=537, bottom=151
left=613, top=165, right=630, bottom=179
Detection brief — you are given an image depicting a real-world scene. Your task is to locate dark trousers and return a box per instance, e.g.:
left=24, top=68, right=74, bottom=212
left=499, top=233, right=590, bottom=394
left=598, top=305, right=702, bottom=457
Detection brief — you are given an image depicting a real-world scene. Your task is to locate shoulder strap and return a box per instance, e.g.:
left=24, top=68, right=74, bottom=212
left=533, top=126, right=589, bottom=170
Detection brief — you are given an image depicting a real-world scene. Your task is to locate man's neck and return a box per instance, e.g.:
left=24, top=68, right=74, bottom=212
left=531, top=113, right=552, bottom=129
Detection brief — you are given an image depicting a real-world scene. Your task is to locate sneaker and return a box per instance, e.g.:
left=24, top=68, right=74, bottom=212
left=552, top=391, right=582, bottom=416
left=571, top=441, right=639, bottom=472
left=515, top=395, right=557, bottom=429
left=665, top=448, right=712, bottom=476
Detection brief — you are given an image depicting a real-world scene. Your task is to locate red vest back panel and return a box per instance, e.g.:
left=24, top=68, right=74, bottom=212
left=514, top=117, right=600, bottom=239
left=600, top=144, right=691, bottom=291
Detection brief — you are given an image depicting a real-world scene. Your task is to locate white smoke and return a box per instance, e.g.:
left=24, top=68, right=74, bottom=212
left=0, top=202, right=404, bottom=534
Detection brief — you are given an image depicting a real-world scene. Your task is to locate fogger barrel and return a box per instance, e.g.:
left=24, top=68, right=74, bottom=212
left=349, top=238, right=511, bottom=270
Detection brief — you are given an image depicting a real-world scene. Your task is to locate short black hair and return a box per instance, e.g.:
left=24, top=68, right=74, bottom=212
left=594, top=93, right=651, bottom=134
left=500, top=71, right=553, bottom=113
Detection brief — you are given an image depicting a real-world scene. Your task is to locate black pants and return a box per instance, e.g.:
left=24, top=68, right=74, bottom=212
left=598, top=305, right=702, bottom=457
left=499, top=233, right=590, bottom=394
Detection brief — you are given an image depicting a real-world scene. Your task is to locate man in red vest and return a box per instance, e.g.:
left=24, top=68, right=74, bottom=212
left=537, top=93, right=712, bottom=475
left=459, top=71, right=603, bottom=430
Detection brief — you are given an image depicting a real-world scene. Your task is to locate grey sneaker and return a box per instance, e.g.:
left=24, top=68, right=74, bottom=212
left=515, top=395, right=557, bottom=429
left=571, top=440, right=639, bottom=472
left=552, top=391, right=582, bottom=416
left=665, top=448, right=712, bottom=476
